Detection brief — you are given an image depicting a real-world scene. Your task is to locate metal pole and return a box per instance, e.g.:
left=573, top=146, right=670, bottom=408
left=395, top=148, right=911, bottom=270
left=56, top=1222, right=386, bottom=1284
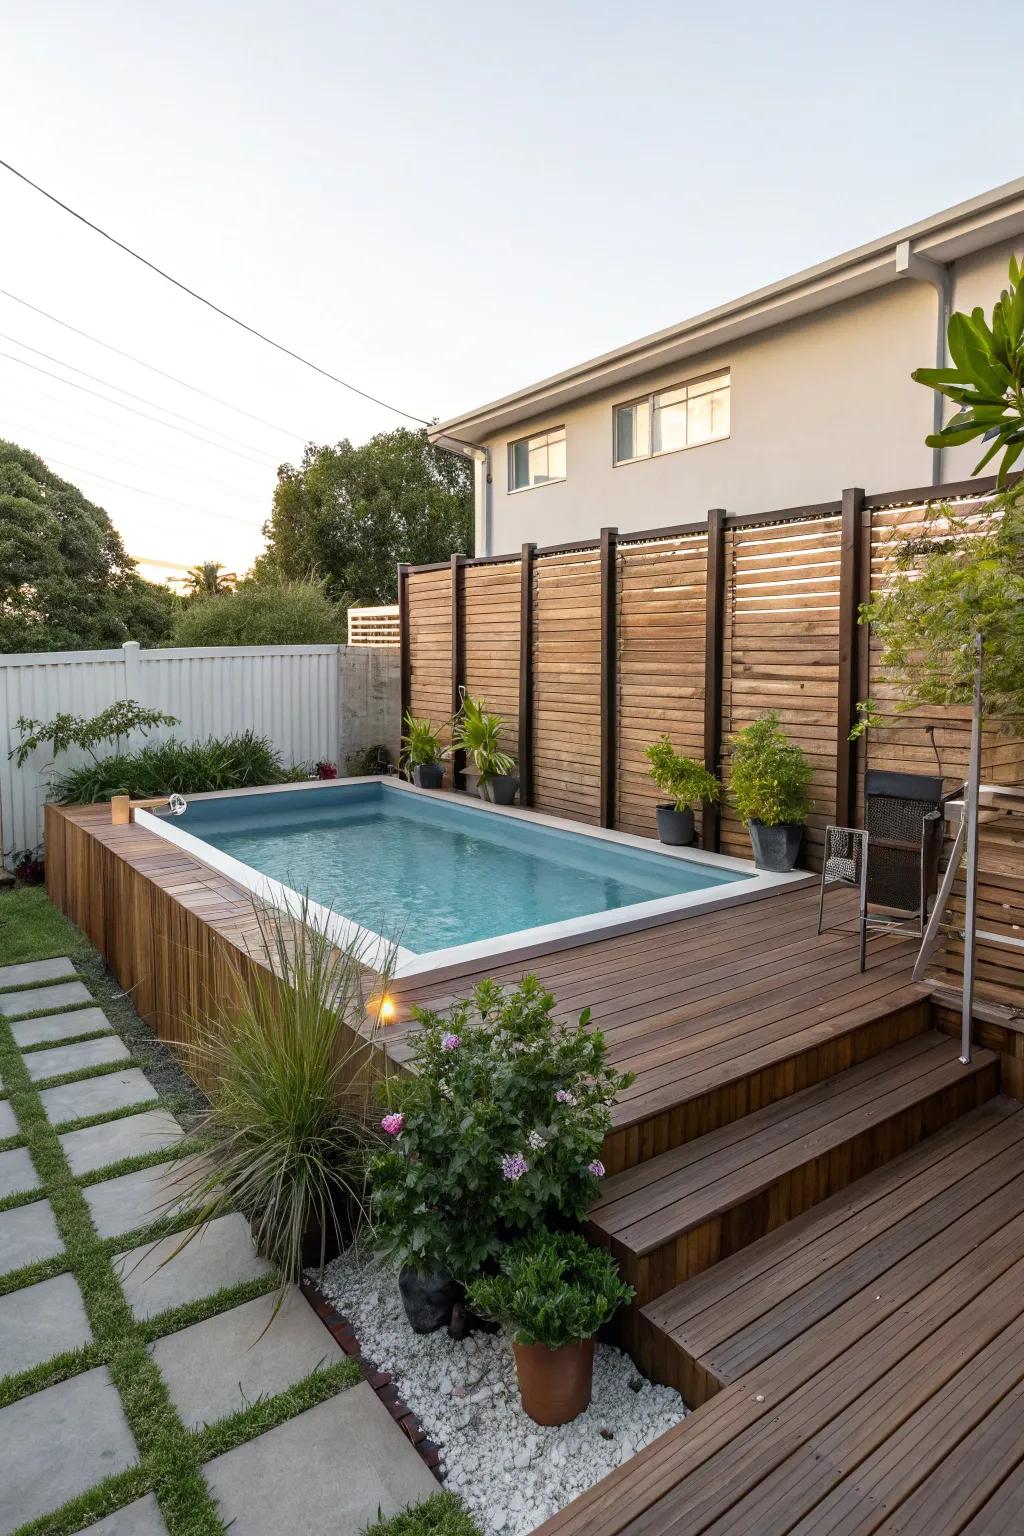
left=960, top=633, right=984, bottom=1064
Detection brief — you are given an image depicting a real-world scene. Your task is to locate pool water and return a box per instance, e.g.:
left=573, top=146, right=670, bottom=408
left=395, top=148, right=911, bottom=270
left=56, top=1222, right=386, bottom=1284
left=170, top=782, right=748, bottom=955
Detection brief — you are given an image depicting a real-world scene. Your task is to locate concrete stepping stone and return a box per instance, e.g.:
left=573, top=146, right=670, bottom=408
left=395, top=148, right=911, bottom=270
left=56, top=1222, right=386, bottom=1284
left=114, top=1213, right=272, bottom=1321
left=60, top=1108, right=182, bottom=1177
left=40, top=1068, right=157, bottom=1126
left=11, top=1006, right=112, bottom=1047
left=0, top=1200, right=63, bottom=1276
left=25, top=1035, right=130, bottom=1083
left=0, top=957, right=74, bottom=990
left=0, top=1101, right=17, bottom=1140
left=204, top=1382, right=436, bottom=1536
left=0, top=980, right=91, bottom=1018
left=0, top=1272, right=91, bottom=1377
left=84, top=1159, right=193, bottom=1241
left=152, top=1287, right=343, bottom=1429
left=0, top=1366, right=137, bottom=1535
left=86, top=1493, right=168, bottom=1535
left=0, top=1146, right=37, bottom=1200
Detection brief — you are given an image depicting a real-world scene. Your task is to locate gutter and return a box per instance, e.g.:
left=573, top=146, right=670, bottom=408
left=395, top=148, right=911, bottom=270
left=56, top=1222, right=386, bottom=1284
left=895, top=239, right=952, bottom=484
left=432, top=432, right=492, bottom=557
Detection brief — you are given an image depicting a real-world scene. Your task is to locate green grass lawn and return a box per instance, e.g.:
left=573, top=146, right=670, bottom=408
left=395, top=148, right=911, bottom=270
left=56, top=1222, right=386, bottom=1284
left=0, top=885, right=85, bottom=968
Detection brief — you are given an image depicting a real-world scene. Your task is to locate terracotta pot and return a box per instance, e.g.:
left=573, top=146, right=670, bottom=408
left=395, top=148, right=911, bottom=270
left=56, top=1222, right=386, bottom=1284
left=512, top=1336, right=596, bottom=1426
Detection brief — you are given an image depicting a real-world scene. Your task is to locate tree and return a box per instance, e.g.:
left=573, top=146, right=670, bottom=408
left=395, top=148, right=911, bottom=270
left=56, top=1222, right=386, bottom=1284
left=184, top=561, right=236, bottom=598
left=0, top=440, right=176, bottom=652
left=258, top=428, right=473, bottom=604
left=169, top=577, right=346, bottom=646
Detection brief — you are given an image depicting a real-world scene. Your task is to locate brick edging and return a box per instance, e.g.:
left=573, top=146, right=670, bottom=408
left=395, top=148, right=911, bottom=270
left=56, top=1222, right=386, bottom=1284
left=301, top=1276, right=444, bottom=1477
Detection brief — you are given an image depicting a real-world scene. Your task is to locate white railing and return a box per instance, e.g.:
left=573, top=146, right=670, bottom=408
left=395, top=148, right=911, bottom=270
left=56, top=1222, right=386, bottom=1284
left=347, top=605, right=400, bottom=647
left=0, top=642, right=400, bottom=863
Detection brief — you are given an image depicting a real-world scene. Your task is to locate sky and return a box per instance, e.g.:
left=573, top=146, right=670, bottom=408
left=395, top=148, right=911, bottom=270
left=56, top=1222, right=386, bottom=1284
left=1, top=0, right=1022, bottom=579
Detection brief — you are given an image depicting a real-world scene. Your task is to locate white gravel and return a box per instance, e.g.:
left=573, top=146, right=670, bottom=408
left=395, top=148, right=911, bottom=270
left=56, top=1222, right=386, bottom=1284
left=317, top=1248, right=686, bottom=1536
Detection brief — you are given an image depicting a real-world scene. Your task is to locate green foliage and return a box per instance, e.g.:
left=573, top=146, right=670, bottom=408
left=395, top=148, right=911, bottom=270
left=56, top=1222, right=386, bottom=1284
left=465, top=1230, right=634, bottom=1349
left=184, top=561, right=236, bottom=598
left=644, top=736, right=721, bottom=811
left=174, top=898, right=395, bottom=1292
left=345, top=744, right=393, bottom=776
left=49, top=731, right=304, bottom=803
left=858, top=487, right=1024, bottom=723
left=370, top=978, right=633, bottom=1280
left=912, top=254, right=1024, bottom=485
left=361, top=1493, right=482, bottom=1536
left=451, top=692, right=515, bottom=785
left=0, top=440, right=176, bottom=653
left=257, top=428, right=473, bottom=605
left=729, top=711, right=813, bottom=827
left=10, top=699, right=178, bottom=769
left=400, top=711, right=445, bottom=772
left=169, top=576, right=346, bottom=646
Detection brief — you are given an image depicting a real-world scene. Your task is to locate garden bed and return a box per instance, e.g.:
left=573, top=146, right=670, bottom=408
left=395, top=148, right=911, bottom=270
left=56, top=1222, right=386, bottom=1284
left=318, top=1249, right=686, bottom=1536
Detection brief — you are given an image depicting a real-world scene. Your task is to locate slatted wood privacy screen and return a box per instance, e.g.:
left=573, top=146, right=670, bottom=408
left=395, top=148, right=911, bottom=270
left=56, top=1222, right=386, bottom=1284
left=402, top=474, right=1019, bottom=873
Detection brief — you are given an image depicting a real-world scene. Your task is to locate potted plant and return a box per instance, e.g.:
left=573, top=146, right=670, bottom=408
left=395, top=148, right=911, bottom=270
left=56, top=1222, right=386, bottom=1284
left=729, top=711, right=813, bottom=872
left=465, top=1230, right=634, bottom=1425
left=400, top=711, right=446, bottom=789
left=451, top=692, right=518, bottom=805
left=370, top=976, right=633, bottom=1332
left=643, top=736, right=722, bottom=846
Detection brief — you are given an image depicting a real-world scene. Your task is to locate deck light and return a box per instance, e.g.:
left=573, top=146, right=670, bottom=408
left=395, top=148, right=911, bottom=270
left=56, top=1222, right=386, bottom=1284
left=370, top=994, right=398, bottom=1025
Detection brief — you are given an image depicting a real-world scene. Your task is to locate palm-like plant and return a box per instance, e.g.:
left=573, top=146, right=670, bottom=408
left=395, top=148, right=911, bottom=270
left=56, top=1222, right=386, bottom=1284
left=450, top=691, right=515, bottom=785
left=185, top=561, right=236, bottom=598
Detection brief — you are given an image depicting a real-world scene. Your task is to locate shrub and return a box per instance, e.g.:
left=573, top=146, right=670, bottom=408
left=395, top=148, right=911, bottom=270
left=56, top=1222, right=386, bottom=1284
left=361, top=1494, right=481, bottom=1536
left=169, top=577, right=346, bottom=647
left=346, top=743, right=393, bottom=776
left=50, top=730, right=305, bottom=802
left=465, top=1230, right=634, bottom=1348
left=370, top=976, right=633, bottom=1280
left=729, top=711, right=813, bottom=827
left=10, top=699, right=178, bottom=769
left=450, top=692, right=515, bottom=784
left=400, top=711, right=445, bottom=774
left=644, top=736, right=721, bottom=811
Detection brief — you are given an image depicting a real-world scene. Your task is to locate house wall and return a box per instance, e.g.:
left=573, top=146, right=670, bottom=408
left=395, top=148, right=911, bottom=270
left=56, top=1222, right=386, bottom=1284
left=478, top=238, right=1021, bottom=556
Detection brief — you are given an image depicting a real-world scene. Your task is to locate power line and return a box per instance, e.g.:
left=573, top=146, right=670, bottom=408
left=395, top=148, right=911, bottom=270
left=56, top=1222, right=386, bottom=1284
left=0, top=157, right=433, bottom=426
left=39, top=454, right=268, bottom=529
left=0, top=330, right=279, bottom=457
left=0, top=288, right=308, bottom=442
left=0, top=351, right=281, bottom=469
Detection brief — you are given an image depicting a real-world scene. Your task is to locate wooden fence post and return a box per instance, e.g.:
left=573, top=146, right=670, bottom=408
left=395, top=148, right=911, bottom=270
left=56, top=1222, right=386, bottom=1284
left=600, top=527, right=618, bottom=829
left=836, top=487, right=865, bottom=828
left=703, top=509, right=727, bottom=851
left=518, top=543, right=535, bottom=807
left=450, top=553, right=466, bottom=790
left=397, top=563, right=410, bottom=735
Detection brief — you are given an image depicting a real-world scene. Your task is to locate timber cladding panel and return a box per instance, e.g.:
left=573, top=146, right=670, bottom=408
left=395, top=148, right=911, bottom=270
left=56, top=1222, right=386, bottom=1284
left=616, top=533, right=708, bottom=838
left=531, top=549, right=603, bottom=823
left=462, top=560, right=521, bottom=763
left=406, top=566, right=454, bottom=786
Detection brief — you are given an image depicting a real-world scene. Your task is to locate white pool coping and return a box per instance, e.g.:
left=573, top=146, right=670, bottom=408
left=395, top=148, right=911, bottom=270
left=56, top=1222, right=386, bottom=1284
left=135, top=776, right=814, bottom=990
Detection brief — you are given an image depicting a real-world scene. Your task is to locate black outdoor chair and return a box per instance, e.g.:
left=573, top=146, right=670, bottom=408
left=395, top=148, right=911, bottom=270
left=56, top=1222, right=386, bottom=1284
left=818, top=769, right=945, bottom=971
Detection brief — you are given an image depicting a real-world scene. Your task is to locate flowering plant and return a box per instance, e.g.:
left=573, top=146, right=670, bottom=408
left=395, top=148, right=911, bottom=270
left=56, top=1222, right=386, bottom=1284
left=369, top=976, right=633, bottom=1280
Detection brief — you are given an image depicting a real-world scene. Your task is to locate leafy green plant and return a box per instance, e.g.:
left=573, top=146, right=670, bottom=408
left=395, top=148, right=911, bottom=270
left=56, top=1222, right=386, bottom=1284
left=400, top=711, right=445, bottom=774
left=10, top=700, right=178, bottom=769
left=346, top=743, right=393, bottom=776
left=644, top=736, right=721, bottom=811
left=169, top=575, right=347, bottom=646
left=450, top=692, right=515, bottom=785
left=912, top=254, right=1024, bottom=485
left=174, top=897, right=396, bottom=1298
left=49, top=731, right=304, bottom=803
left=465, top=1230, right=634, bottom=1349
left=370, top=976, right=633, bottom=1280
left=729, top=711, right=813, bottom=826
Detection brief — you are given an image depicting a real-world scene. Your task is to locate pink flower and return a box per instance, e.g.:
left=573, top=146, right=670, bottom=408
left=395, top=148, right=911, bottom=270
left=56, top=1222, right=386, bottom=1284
left=588, top=1159, right=606, bottom=1178
left=381, top=1112, right=405, bottom=1136
left=441, top=1033, right=461, bottom=1051
left=555, top=1089, right=577, bottom=1106
left=501, top=1152, right=529, bottom=1181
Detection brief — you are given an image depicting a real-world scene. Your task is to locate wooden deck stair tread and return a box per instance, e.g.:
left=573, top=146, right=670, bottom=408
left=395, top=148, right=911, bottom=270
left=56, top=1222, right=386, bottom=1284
left=590, top=1033, right=997, bottom=1264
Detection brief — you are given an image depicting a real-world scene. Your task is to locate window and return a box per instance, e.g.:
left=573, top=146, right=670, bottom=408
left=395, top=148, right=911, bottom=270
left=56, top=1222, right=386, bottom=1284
left=508, top=426, right=566, bottom=491
left=613, top=371, right=730, bottom=464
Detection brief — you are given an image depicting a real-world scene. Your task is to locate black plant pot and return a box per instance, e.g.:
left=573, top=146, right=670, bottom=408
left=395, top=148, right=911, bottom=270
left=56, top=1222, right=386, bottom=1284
left=655, top=804, right=695, bottom=846
left=398, top=1263, right=463, bottom=1333
left=412, top=763, right=444, bottom=789
left=480, top=774, right=519, bottom=806
left=748, top=819, right=804, bottom=872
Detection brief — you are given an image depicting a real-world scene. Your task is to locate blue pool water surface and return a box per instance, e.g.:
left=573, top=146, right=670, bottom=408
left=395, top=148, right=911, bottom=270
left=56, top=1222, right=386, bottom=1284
left=169, top=782, right=749, bottom=955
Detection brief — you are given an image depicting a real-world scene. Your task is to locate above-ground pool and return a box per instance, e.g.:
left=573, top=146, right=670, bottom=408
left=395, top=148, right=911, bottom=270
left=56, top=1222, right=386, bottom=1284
left=137, top=778, right=803, bottom=983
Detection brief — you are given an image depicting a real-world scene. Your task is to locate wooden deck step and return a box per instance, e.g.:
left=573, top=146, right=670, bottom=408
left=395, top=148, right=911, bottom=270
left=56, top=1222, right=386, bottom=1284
left=640, top=1096, right=1024, bottom=1402
left=588, top=1031, right=999, bottom=1317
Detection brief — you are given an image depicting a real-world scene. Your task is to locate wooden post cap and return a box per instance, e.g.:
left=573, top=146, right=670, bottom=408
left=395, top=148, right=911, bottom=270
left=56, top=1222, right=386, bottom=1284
left=111, top=795, right=131, bottom=825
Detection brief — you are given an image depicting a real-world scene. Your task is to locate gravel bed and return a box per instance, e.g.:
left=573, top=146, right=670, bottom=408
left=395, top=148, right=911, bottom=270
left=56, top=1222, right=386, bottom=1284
left=318, top=1248, right=686, bottom=1536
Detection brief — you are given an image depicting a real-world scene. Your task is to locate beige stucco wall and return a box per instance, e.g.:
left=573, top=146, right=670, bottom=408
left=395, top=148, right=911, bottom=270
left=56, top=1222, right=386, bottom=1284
left=479, top=238, right=1020, bottom=556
